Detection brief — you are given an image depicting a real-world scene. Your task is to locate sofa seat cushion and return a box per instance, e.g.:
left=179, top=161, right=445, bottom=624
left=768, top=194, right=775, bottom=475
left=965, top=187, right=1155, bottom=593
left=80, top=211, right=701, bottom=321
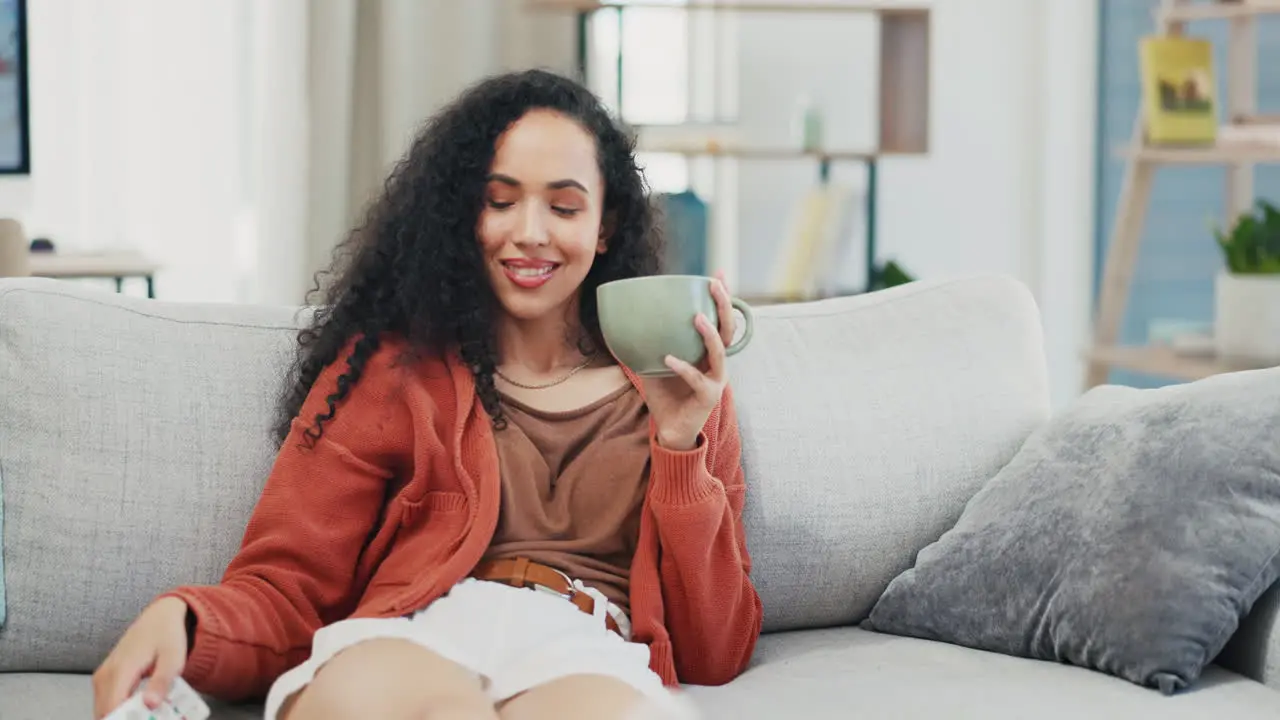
left=5, top=629, right=1278, bottom=720
left=684, top=628, right=1280, bottom=719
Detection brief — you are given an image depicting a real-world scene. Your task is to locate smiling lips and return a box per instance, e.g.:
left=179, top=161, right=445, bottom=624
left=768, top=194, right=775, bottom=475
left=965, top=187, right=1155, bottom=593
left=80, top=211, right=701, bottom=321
left=500, top=259, right=559, bottom=289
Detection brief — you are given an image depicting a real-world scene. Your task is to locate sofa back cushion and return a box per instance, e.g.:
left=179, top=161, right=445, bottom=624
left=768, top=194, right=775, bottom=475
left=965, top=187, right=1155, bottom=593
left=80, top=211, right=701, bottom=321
left=0, top=280, right=308, bottom=671
left=729, top=276, right=1049, bottom=632
left=0, top=274, right=1049, bottom=671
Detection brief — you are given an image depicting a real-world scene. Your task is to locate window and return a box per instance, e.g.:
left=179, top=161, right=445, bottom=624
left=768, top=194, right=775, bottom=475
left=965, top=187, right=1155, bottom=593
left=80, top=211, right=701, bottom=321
left=581, top=1, right=737, bottom=283
left=586, top=0, right=692, bottom=193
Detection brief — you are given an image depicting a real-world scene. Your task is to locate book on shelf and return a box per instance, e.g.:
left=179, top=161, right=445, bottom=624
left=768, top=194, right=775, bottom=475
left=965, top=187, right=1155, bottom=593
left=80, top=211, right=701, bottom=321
left=1138, top=35, right=1218, bottom=145
left=773, top=183, right=858, bottom=297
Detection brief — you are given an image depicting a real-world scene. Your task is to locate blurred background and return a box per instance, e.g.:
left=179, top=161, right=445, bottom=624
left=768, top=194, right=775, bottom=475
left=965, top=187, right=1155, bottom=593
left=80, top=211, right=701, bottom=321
left=1, top=0, right=1278, bottom=412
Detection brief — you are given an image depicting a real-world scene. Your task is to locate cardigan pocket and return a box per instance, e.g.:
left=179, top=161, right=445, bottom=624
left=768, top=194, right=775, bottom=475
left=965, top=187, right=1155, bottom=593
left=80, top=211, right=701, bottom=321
left=364, top=491, right=469, bottom=590
left=400, top=489, right=469, bottom=522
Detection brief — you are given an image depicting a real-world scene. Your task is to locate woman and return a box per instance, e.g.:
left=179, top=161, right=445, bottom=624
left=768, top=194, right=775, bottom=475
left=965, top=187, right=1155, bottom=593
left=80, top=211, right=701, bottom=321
left=92, top=68, right=761, bottom=720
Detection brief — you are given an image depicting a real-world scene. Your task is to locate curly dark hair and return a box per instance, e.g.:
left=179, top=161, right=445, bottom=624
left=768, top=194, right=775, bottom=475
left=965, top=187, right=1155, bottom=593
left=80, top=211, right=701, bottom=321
left=274, top=68, right=664, bottom=448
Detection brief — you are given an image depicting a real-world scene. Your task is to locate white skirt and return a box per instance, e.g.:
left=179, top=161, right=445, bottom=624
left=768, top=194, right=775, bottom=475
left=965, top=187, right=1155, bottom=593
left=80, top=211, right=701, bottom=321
left=262, top=578, right=700, bottom=719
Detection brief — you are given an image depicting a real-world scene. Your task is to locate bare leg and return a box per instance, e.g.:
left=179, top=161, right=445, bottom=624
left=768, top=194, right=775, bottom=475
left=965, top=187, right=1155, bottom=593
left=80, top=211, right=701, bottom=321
left=496, top=674, right=700, bottom=720
left=281, top=638, right=497, bottom=720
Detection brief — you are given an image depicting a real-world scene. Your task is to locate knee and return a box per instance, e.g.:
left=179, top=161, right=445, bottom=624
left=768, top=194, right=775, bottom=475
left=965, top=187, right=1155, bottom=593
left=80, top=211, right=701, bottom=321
left=281, top=671, right=384, bottom=720
left=281, top=639, right=491, bottom=720
left=280, top=673, right=367, bottom=720
left=288, top=687, right=489, bottom=720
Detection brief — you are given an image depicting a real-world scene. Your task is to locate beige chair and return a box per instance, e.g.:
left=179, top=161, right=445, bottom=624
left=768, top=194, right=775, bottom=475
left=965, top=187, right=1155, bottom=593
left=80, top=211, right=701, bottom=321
left=0, top=217, right=30, bottom=277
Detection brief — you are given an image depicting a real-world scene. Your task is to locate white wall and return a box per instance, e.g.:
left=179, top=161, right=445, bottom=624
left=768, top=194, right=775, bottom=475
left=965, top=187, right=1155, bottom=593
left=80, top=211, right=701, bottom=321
left=0, top=0, right=252, bottom=303
left=730, top=0, right=1097, bottom=409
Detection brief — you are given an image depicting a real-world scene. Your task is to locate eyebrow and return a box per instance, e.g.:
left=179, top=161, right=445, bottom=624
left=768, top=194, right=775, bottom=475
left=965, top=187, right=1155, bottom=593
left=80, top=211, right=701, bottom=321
left=487, top=173, right=589, bottom=194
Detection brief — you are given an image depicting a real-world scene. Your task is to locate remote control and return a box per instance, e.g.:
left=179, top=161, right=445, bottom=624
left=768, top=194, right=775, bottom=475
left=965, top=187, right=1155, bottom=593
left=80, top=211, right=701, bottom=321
left=102, top=676, right=210, bottom=720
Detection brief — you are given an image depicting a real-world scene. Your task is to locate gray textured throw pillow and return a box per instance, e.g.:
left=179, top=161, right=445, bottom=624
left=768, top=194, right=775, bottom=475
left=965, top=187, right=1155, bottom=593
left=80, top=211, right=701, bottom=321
left=863, top=367, right=1280, bottom=694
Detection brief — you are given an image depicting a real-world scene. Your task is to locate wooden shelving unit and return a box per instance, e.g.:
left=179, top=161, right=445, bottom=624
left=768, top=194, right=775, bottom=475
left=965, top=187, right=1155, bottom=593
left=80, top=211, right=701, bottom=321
left=1115, top=144, right=1280, bottom=164
left=525, top=0, right=930, bottom=299
left=1085, top=0, right=1280, bottom=388
left=1085, top=344, right=1267, bottom=381
left=1160, top=0, right=1280, bottom=21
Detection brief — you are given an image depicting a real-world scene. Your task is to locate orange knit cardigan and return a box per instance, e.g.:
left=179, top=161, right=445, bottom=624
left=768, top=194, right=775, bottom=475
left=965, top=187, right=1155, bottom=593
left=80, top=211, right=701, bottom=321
left=160, top=337, right=762, bottom=701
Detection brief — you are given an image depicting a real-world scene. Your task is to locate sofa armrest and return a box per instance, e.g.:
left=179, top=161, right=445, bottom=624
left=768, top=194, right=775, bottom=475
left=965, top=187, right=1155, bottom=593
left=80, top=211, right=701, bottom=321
left=1218, top=581, right=1280, bottom=692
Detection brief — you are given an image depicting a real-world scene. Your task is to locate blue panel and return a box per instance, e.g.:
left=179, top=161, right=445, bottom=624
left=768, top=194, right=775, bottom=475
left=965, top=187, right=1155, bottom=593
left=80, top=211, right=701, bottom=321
left=1095, top=1, right=1280, bottom=388
left=655, top=190, right=708, bottom=275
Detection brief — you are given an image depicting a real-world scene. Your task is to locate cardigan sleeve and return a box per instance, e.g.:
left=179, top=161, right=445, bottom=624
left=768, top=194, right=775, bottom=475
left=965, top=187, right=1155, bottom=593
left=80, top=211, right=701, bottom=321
left=157, top=339, right=413, bottom=701
left=644, top=385, right=763, bottom=685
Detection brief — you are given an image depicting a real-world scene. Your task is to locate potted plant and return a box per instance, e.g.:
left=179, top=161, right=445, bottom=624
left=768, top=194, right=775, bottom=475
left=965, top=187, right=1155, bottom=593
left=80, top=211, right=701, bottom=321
left=1213, top=198, right=1280, bottom=361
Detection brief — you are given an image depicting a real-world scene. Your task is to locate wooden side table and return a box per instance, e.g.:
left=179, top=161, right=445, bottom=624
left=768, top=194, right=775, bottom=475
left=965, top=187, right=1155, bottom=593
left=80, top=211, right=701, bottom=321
left=28, top=252, right=161, bottom=298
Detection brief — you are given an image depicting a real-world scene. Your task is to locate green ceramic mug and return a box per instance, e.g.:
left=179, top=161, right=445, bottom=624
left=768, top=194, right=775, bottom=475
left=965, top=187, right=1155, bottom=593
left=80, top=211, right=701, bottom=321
left=596, top=274, right=755, bottom=377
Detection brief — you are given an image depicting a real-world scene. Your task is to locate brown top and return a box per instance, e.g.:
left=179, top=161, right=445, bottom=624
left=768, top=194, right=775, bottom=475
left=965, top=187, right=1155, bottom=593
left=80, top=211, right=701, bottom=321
left=484, top=383, right=651, bottom=616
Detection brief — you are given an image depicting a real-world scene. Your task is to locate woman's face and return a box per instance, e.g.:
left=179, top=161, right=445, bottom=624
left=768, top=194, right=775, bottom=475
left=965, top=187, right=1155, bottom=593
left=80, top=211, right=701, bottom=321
left=477, top=108, right=608, bottom=325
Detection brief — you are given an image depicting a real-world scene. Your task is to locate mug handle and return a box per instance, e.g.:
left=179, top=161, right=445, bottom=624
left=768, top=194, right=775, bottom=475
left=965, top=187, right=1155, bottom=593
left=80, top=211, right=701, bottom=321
left=726, top=297, right=754, bottom=357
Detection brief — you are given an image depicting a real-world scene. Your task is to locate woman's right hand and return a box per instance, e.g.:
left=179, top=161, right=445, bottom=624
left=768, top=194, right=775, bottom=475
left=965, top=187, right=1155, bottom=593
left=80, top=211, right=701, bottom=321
left=92, top=596, right=192, bottom=719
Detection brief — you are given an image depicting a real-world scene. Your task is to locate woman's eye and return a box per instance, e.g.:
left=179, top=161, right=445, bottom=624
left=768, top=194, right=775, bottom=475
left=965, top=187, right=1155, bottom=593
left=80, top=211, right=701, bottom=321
left=552, top=206, right=579, bottom=217
left=488, top=200, right=514, bottom=210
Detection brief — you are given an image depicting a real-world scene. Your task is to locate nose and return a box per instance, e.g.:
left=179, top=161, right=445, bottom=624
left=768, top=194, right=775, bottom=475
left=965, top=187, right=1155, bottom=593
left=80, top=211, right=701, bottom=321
left=516, top=202, right=549, bottom=246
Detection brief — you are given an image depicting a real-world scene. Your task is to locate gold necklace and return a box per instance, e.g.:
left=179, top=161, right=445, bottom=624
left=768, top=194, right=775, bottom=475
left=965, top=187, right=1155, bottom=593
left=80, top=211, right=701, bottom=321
left=495, top=353, right=596, bottom=390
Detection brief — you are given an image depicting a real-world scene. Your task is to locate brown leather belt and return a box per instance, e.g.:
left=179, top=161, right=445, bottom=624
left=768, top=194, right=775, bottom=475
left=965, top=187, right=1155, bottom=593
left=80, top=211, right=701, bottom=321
left=471, top=557, right=622, bottom=636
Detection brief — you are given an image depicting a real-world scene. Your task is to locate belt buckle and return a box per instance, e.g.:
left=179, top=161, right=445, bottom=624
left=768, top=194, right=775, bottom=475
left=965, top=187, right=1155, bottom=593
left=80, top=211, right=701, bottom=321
left=532, top=566, right=580, bottom=603
left=533, top=582, right=575, bottom=601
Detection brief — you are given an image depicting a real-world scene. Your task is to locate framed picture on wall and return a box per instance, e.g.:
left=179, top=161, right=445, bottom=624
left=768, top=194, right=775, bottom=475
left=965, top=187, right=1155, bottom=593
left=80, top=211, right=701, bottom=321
left=0, top=0, right=28, bottom=175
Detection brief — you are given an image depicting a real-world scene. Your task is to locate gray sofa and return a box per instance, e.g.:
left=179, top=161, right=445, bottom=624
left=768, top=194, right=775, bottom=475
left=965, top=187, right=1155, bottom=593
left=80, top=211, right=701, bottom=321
left=1, top=275, right=1277, bottom=719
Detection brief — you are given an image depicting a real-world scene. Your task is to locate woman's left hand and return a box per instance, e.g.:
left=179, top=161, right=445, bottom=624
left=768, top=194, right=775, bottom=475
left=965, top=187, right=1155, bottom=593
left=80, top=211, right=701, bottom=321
left=642, top=271, right=737, bottom=451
